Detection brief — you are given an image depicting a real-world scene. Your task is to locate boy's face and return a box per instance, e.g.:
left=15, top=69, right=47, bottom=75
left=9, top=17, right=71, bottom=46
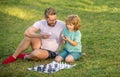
left=66, top=24, right=75, bottom=31
left=46, top=15, right=57, bottom=27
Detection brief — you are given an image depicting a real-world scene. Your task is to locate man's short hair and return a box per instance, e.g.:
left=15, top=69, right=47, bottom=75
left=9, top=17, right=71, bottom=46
left=44, top=7, right=57, bottom=18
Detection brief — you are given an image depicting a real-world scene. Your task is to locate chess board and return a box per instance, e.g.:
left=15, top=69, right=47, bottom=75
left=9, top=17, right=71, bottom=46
left=28, top=61, right=76, bottom=73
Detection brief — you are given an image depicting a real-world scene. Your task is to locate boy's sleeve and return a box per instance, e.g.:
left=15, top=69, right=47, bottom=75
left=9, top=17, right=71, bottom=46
left=62, top=28, right=66, bottom=35
left=74, top=31, right=81, bottom=42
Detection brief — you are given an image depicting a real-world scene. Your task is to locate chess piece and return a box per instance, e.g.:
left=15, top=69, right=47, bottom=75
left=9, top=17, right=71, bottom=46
left=42, top=64, right=47, bottom=72
left=55, top=64, right=58, bottom=68
left=37, top=66, right=41, bottom=71
left=48, top=64, right=52, bottom=73
left=61, top=34, right=66, bottom=39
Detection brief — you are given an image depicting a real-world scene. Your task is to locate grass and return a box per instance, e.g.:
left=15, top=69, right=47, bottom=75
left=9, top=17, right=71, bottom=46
left=0, top=0, right=120, bottom=77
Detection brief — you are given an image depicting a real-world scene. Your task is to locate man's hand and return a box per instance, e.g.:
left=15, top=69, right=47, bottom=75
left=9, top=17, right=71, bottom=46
left=41, top=34, right=50, bottom=39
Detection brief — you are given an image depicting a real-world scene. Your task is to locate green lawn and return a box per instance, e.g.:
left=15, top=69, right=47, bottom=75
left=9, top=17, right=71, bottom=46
left=0, top=0, right=120, bottom=77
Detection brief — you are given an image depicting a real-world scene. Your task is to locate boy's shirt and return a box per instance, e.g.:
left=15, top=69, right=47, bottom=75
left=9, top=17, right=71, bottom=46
left=62, top=28, right=82, bottom=52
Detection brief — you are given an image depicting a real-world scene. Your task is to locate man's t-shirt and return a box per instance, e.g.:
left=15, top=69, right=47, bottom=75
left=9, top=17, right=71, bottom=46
left=33, top=20, right=65, bottom=53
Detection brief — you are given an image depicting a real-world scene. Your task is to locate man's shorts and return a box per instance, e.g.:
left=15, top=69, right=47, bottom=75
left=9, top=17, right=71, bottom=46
left=47, top=50, right=57, bottom=59
left=59, top=48, right=82, bottom=60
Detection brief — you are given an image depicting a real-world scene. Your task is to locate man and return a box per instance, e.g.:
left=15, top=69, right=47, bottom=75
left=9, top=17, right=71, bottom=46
left=2, top=7, right=65, bottom=64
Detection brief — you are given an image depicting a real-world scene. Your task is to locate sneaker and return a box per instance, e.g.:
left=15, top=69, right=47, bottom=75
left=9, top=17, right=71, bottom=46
left=2, top=56, right=16, bottom=64
left=17, top=53, right=26, bottom=59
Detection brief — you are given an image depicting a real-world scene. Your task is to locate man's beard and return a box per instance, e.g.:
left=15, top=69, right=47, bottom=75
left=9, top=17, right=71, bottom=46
left=47, top=21, right=57, bottom=27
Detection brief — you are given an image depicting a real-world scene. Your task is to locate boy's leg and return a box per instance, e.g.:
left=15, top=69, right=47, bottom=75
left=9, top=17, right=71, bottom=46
left=55, top=49, right=69, bottom=62
left=55, top=55, right=63, bottom=62
left=65, top=52, right=81, bottom=63
left=65, top=55, right=75, bottom=63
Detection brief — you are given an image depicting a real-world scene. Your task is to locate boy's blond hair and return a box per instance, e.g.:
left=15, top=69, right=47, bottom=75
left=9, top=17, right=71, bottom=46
left=65, top=15, right=81, bottom=31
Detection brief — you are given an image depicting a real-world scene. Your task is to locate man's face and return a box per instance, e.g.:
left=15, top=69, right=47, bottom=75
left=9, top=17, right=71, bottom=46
left=46, top=15, right=57, bottom=27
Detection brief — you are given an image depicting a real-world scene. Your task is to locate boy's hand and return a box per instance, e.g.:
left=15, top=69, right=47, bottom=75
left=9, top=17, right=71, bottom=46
left=61, top=34, right=70, bottom=41
left=64, top=36, right=70, bottom=41
left=61, top=34, right=66, bottom=40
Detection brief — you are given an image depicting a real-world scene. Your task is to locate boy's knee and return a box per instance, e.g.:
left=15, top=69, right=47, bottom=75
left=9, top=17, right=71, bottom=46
left=65, top=56, right=75, bottom=63
left=55, top=56, right=63, bottom=62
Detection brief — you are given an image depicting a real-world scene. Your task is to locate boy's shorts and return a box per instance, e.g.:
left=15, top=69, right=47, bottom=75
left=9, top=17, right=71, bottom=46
left=59, top=48, right=82, bottom=60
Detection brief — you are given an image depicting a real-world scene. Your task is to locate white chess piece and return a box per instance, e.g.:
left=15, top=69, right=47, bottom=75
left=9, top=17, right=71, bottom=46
left=61, top=62, right=64, bottom=69
left=48, top=32, right=52, bottom=35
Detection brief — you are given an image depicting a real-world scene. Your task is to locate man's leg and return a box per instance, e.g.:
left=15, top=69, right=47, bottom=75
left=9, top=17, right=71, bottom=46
left=12, top=37, right=31, bottom=58
left=2, top=37, right=41, bottom=64
left=30, top=37, right=42, bottom=50
left=25, top=49, right=49, bottom=60
left=13, top=37, right=41, bottom=58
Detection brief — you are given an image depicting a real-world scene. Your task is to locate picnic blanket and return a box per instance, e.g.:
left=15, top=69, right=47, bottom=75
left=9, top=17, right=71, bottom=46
left=28, top=61, right=76, bottom=73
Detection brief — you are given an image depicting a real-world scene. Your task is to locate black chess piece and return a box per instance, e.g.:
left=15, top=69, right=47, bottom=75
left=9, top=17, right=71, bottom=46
left=42, top=64, right=47, bottom=72
left=37, top=66, right=41, bottom=71
left=55, top=64, right=58, bottom=68
left=48, top=64, right=52, bottom=73
left=52, top=68, right=56, bottom=72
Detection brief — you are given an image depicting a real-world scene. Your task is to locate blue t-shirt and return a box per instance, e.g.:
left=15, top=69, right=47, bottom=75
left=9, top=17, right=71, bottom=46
left=62, top=28, right=82, bottom=52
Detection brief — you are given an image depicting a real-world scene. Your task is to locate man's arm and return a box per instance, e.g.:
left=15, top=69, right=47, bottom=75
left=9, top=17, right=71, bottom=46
left=24, top=26, right=41, bottom=38
left=24, top=26, right=50, bottom=39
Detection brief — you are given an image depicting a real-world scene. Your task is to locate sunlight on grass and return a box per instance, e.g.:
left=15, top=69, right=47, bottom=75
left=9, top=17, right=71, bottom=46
left=0, top=6, right=35, bottom=20
left=78, top=3, right=120, bottom=13
left=55, top=0, right=120, bottom=13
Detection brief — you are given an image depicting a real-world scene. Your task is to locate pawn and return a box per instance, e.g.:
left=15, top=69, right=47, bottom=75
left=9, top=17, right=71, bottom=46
left=42, top=64, right=47, bottom=72
left=48, top=64, right=52, bottom=73
left=37, top=66, right=41, bottom=71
